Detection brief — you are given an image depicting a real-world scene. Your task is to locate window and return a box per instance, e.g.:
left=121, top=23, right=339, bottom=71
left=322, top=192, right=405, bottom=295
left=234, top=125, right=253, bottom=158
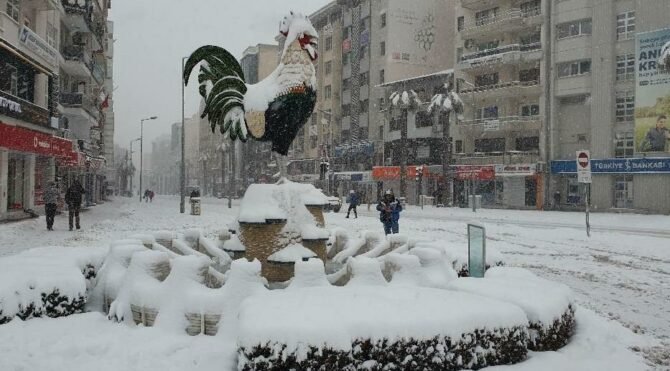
left=343, top=26, right=351, bottom=39
left=520, top=104, right=540, bottom=116
left=360, top=46, right=368, bottom=60
left=310, top=136, right=318, bottom=149
left=615, top=132, right=635, bottom=158
left=519, top=68, right=540, bottom=83
left=47, top=22, right=58, bottom=49
left=324, top=85, right=332, bottom=99
left=557, top=19, right=592, bottom=39
left=360, top=71, right=369, bottom=84
left=515, top=136, right=539, bottom=151
left=416, top=111, right=433, bottom=128
left=417, top=145, right=430, bottom=159
left=520, top=32, right=541, bottom=48
left=378, top=125, right=384, bottom=139
left=342, top=53, right=350, bottom=65
left=6, top=0, right=20, bottom=22
left=342, top=78, right=350, bottom=91
left=457, top=16, right=465, bottom=31
left=341, top=104, right=351, bottom=117
left=520, top=0, right=541, bottom=17
left=455, top=140, right=463, bottom=153
left=557, top=60, right=591, bottom=78
left=325, top=61, right=332, bottom=75
left=475, top=7, right=499, bottom=26
left=477, top=40, right=500, bottom=52
left=325, top=36, right=332, bottom=51
left=380, top=41, right=386, bottom=56
left=476, top=106, right=499, bottom=120
left=380, top=13, right=387, bottom=28
left=616, top=11, right=635, bottom=41
left=379, top=69, right=385, bottom=84
left=341, top=129, right=350, bottom=142
left=358, top=127, right=368, bottom=140
left=1, top=64, right=19, bottom=96
left=474, top=138, right=505, bottom=152
left=360, top=17, right=370, bottom=31
left=614, top=175, right=634, bottom=208
left=401, top=53, right=410, bottom=61
left=615, top=91, right=635, bottom=124
left=475, top=72, right=499, bottom=87
left=616, top=54, right=635, bottom=81
left=360, top=99, right=368, bottom=113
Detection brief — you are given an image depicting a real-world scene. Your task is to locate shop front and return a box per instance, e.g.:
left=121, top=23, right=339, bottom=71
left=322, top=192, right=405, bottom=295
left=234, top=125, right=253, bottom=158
left=551, top=157, right=670, bottom=214
left=453, top=165, right=496, bottom=207
left=333, top=171, right=374, bottom=202
left=0, top=121, right=75, bottom=219
left=494, top=164, right=541, bottom=209
left=371, top=166, right=431, bottom=205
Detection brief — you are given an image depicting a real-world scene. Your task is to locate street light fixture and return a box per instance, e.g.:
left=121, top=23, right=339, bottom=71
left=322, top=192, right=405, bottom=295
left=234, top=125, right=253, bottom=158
left=139, top=116, right=158, bottom=202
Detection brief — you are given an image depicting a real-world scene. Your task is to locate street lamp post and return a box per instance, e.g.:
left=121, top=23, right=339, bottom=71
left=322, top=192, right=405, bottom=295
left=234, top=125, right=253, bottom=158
left=139, top=116, right=158, bottom=202
left=181, top=56, right=188, bottom=214
left=129, top=138, right=140, bottom=196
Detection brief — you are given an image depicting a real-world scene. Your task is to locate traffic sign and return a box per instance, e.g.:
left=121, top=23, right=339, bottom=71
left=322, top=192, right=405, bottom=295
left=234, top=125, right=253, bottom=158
left=576, top=150, right=592, bottom=183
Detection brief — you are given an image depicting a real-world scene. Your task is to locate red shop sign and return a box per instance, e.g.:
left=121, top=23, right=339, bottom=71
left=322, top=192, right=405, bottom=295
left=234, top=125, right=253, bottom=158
left=455, top=165, right=496, bottom=181
left=0, top=121, right=74, bottom=159
left=372, top=166, right=429, bottom=180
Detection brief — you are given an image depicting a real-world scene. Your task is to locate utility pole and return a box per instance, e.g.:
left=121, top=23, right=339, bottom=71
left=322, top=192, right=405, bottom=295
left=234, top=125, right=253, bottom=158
left=180, top=57, right=187, bottom=214
left=228, top=142, right=235, bottom=208
left=139, top=116, right=158, bottom=202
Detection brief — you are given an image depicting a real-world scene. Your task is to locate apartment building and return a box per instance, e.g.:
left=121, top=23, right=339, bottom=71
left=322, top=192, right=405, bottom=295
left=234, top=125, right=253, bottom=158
left=454, top=0, right=670, bottom=213
left=290, top=0, right=455, bottom=196
left=1, top=0, right=113, bottom=220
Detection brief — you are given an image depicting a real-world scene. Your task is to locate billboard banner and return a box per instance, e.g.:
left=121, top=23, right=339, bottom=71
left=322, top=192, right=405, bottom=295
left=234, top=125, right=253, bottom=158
left=635, top=28, right=670, bottom=153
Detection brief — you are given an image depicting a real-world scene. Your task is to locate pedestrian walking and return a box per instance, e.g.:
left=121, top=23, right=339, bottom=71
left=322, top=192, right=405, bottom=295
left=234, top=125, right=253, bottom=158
left=65, top=180, right=86, bottom=231
left=149, top=190, right=155, bottom=203
left=43, top=181, right=60, bottom=231
left=143, top=189, right=150, bottom=203
left=345, top=190, right=359, bottom=218
left=376, top=190, right=402, bottom=235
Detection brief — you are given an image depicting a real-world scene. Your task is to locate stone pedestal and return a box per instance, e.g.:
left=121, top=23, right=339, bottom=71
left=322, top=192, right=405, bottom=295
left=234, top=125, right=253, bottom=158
left=302, top=238, right=328, bottom=263
left=306, top=204, right=325, bottom=227
left=239, top=219, right=287, bottom=280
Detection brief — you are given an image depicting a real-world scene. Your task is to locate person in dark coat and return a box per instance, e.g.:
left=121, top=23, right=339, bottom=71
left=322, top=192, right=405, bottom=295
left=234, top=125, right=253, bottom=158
left=376, top=190, right=402, bottom=235
left=345, top=190, right=359, bottom=219
left=43, top=181, right=60, bottom=231
left=65, top=180, right=85, bottom=231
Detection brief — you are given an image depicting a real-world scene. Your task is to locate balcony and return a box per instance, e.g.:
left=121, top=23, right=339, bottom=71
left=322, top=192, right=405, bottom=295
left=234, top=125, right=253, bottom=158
left=460, top=0, right=500, bottom=11
left=458, top=115, right=542, bottom=136
left=91, top=62, right=105, bottom=84
left=461, top=80, right=542, bottom=99
left=458, top=43, right=542, bottom=70
left=61, top=0, right=92, bottom=31
left=60, top=45, right=92, bottom=77
left=460, top=8, right=543, bottom=38
left=60, top=92, right=98, bottom=120
left=0, top=90, right=50, bottom=128
left=454, top=151, right=540, bottom=166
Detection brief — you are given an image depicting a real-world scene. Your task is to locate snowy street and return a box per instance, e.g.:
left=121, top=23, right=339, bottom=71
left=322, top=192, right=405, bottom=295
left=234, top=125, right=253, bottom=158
left=0, top=196, right=668, bottom=368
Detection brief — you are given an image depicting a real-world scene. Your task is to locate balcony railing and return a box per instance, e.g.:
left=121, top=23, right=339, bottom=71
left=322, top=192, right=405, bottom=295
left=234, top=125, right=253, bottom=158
left=61, top=0, right=90, bottom=14
left=461, top=80, right=540, bottom=94
left=60, top=92, right=98, bottom=118
left=460, top=115, right=541, bottom=126
left=0, top=89, right=50, bottom=128
left=61, top=45, right=93, bottom=67
left=463, top=7, right=542, bottom=32
left=461, top=43, right=542, bottom=63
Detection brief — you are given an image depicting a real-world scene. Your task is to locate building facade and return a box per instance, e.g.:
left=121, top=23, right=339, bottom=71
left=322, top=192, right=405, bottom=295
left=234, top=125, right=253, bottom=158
left=1, top=0, right=113, bottom=221
left=454, top=0, right=670, bottom=213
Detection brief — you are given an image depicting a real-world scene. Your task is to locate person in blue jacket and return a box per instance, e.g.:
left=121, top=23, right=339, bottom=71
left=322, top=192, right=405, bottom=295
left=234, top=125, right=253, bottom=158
left=376, top=190, right=402, bottom=235
left=346, top=190, right=359, bottom=218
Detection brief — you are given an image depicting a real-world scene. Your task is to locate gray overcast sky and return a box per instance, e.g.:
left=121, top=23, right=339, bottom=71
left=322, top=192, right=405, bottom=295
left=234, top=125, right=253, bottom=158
left=110, top=0, right=330, bottom=151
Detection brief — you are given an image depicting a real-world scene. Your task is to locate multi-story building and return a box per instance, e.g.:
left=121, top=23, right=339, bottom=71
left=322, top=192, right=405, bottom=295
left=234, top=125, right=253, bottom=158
left=1, top=0, right=113, bottom=220
left=455, top=0, right=670, bottom=213
left=295, top=0, right=455, bottom=196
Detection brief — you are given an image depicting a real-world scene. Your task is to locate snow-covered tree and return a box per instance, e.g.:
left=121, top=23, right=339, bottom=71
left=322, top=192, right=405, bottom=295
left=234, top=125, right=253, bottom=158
left=388, top=90, right=421, bottom=199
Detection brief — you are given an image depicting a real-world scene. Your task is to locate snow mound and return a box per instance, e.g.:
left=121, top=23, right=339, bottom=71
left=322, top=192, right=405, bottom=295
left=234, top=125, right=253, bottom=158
left=381, top=253, right=423, bottom=286
left=129, top=234, right=156, bottom=246
left=347, top=257, right=387, bottom=286
left=288, top=259, right=330, bottom=289
left=222, top=234, right=246, bottom=252
left=408, top=247, right=458, bottom=288
left=268, top=243, right=316, bottom=263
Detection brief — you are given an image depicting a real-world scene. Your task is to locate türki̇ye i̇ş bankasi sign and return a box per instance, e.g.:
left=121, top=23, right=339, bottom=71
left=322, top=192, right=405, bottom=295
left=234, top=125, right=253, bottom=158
left=551, top=158, right=670, bottom=174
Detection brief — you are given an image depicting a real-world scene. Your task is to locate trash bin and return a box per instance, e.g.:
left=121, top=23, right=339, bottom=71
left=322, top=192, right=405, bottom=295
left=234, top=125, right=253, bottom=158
left=468, top=195, right=482, bottom=209
left=190, top=197, right=201, bottom=215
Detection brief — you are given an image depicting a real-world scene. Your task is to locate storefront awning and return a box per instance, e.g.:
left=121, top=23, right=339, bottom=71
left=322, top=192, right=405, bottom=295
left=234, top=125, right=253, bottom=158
left=0, top=121, right=74, bottom=159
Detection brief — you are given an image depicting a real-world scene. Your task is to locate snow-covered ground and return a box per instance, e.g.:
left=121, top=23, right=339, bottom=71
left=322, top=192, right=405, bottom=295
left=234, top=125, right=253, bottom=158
left=0, top=196, right=668, bottom=369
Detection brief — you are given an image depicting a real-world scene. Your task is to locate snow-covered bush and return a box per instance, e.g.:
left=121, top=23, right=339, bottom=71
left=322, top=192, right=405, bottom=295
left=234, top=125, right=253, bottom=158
left=0, top=247, right=105, bottom=324
left=414, top=241, right=505, bottom=277
left=448, top=267, right=576, bottom=351
left=237, top=286, right=529, bottom=370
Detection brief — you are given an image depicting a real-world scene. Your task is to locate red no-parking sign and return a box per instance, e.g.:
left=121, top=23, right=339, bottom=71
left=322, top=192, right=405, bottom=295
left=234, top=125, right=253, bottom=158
left=576, top=150, right=592, bottom=183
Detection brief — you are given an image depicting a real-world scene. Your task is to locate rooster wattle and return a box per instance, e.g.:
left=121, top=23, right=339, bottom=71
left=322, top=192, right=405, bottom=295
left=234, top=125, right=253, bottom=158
left=183, top=12, right=318, bottom=156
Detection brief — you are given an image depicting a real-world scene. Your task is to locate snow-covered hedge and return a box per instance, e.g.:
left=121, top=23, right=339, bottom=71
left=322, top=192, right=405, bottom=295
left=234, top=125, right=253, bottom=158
left=237, top=286, right=529, bottom=370
left=448, top=267, right=576, bottom=351
left=0, top=247, right=105, bottom=324
left=413, top=241, right=505, bottom=277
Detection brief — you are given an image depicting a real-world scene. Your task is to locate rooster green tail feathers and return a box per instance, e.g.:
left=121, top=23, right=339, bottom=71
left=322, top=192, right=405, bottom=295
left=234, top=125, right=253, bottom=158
left=183, top=45, right=249, bottom=141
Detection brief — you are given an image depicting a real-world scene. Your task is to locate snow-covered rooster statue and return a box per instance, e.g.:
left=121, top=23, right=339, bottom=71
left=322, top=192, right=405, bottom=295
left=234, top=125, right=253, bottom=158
left=183, top=12, right=318, bottom=172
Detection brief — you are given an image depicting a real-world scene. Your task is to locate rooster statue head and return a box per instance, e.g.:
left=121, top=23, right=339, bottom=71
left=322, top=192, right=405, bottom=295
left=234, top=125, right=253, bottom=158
left=183, top=12, right=319, bottom=157
left=280, top=11, right=319, bottom=62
